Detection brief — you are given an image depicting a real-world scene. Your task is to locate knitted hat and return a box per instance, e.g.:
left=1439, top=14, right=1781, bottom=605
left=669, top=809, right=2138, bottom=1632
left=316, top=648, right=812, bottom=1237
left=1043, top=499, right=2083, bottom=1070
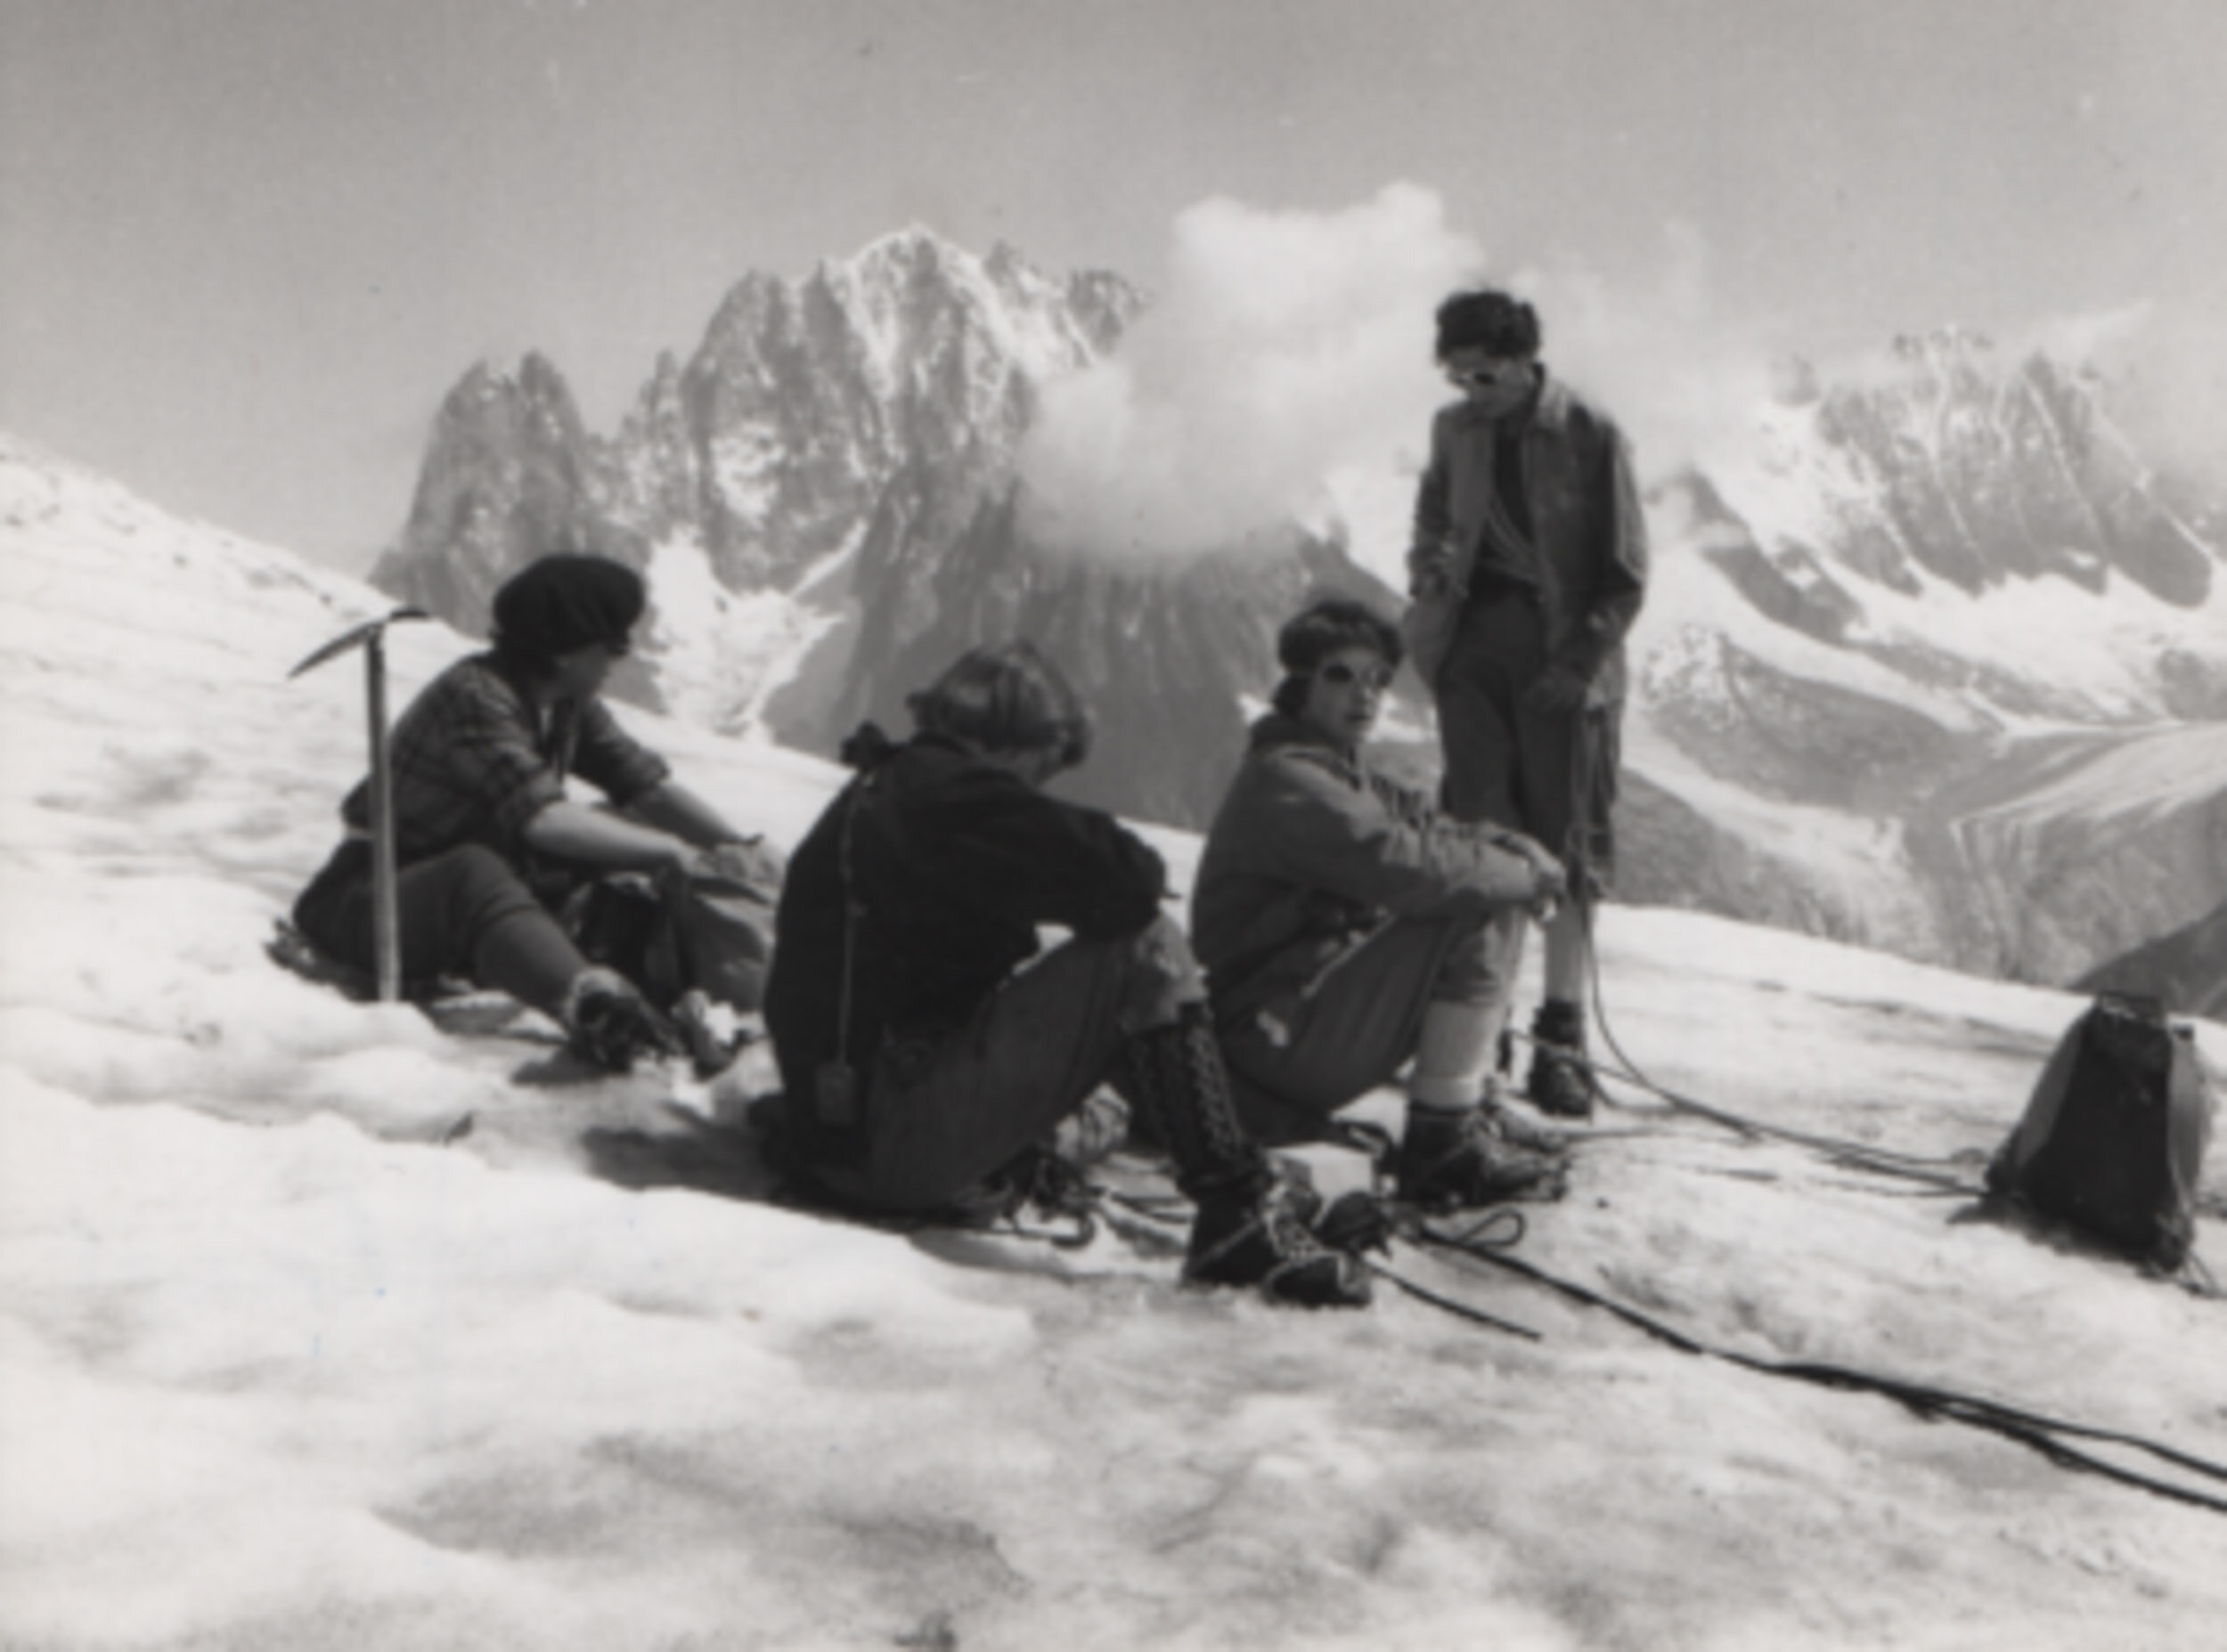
left=490, top=555, right=644, bottom=658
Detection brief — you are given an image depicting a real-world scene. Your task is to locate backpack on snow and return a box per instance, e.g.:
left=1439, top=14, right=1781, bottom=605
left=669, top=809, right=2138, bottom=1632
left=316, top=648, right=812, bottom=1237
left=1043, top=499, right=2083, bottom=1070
left=1986, top=993, right=2216, bottom=1273
left=567, top=841, right=781, bottom=1018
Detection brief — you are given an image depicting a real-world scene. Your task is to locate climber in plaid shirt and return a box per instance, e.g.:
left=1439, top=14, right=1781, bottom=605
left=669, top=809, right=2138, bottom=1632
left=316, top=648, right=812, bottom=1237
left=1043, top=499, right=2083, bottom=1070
left=295, top=555, right=779, bottom=1070
left=336, top=646, right=672, bottom=872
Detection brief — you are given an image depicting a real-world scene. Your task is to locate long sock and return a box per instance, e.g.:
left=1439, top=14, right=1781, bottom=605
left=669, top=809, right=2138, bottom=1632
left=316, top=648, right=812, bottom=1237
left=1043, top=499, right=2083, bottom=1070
left=1408, top=999, right=1506, bottom=1111
left=1117, top=1006, right=1267, bottom=1201
left=1543, top=898, right=1588, bottom=1005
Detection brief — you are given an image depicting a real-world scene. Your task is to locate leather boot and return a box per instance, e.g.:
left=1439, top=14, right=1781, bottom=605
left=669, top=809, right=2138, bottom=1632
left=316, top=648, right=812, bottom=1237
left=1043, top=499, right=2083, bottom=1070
left=1121, top=1007, right=1371, bottom=1308
left=562, top=967, right=683, bottom=1073
left=1526, top=999, right=1598, bottom=1119
left=1396, top=1101, right=1567, bottom=1210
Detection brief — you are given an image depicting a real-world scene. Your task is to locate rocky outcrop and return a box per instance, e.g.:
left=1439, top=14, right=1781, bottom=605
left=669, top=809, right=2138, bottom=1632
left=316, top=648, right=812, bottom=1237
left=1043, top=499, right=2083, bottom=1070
left=612, top=230, right=1142, bottom=592
left=372, top=354, right=645, bottom=643
left=376, top=230, right=1143, bottom=735
left=1807, top=331, right=2213, bottom=606
left=1630, top=333, right=2227, bottom=987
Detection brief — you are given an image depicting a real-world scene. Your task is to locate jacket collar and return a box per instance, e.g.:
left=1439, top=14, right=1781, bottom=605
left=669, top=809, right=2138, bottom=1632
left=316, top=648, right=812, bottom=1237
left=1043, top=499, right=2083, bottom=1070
left=471, top=648, right=575, bottom=736
left=1247, top=711, right=1363, bottom=771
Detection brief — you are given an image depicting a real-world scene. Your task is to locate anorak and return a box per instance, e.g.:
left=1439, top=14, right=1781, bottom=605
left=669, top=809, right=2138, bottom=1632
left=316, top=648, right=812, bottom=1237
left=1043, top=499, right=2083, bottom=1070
left=1191, top=713, right=1539, bottom=1026
left=1405, top=375, right=1648, bottom=702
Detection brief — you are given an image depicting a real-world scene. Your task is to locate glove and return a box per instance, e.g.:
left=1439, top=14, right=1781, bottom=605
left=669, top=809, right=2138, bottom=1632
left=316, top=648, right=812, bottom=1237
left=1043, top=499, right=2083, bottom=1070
left=1502, top=834, right=1567, bottom=919
left=1408, top=539, right=1459, bottom=598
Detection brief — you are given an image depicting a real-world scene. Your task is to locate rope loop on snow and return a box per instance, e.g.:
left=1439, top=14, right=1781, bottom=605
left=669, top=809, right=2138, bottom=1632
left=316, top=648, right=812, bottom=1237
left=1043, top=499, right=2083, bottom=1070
left=1408, top=1215, right=2227, bottom=1518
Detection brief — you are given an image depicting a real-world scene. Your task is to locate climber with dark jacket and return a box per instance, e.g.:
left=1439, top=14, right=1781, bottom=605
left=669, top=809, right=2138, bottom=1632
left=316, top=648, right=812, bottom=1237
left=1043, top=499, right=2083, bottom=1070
left=1193, top=597, right=1570, bottom=1209
left=1402, top=288, right=1648, bottom=1117
left=763, top=639, right=1369, bottom=1308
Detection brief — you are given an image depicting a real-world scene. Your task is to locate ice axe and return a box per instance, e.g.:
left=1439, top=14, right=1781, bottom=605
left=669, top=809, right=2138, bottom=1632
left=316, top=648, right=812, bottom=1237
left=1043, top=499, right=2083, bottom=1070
left=290, top=606, right=431, bottom=1002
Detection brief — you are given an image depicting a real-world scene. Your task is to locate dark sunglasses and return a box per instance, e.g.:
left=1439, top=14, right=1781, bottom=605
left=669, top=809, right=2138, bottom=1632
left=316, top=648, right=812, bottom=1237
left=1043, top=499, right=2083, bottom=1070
left=1318, top=661, right=1392, bottom=691
left=1445, top=361, right=1530, bottom=391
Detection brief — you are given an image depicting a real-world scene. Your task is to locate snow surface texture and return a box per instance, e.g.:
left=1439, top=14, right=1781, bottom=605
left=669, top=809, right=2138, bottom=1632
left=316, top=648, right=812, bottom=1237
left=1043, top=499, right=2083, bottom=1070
left=3, top=433, right=2224, bottom=1651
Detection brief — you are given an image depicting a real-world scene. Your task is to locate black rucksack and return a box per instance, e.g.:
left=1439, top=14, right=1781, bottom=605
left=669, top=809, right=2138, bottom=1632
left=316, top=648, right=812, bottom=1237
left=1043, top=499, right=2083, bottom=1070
left=1986, top=994, right=2216, bottom=1273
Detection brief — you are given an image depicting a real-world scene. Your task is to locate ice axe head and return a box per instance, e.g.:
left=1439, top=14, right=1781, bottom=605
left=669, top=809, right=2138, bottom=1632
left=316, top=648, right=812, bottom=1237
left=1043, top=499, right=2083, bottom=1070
left=290, top=605, right=430, bottom=1005
left=288, top=606, right=431, bottom=680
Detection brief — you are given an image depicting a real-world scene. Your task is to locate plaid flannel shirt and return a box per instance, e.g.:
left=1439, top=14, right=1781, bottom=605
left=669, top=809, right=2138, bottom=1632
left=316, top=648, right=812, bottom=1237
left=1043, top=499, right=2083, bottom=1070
left=338, top=653, right=670, bottom=866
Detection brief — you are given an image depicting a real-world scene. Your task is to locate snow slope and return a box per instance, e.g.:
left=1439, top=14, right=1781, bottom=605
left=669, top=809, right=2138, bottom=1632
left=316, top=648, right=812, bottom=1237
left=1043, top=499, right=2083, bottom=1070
left=4, top=435, right=2225, bottom=1651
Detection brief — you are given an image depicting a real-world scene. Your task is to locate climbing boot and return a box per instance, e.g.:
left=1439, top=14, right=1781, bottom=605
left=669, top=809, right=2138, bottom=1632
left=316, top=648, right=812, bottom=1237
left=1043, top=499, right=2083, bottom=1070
left=1396, top=1103, right=1567, bottom=1210
left=564, top=967, right=684, bottom=1073
left=1119, top=1006, right=1369, bottom=1308
left=1480, top=1083, right=1572, bottom=1154
left=1526, top=1000, right=1599, bottom=1119
left=1116, top=1005, right=1272, bottom=1199
left=1185, top=1168, right=1373, bottom=1308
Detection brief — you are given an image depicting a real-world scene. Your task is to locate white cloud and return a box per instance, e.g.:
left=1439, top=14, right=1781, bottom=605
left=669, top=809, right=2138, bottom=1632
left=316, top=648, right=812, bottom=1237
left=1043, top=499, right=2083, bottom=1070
left=1018, top=196, right=1799, bottom=566
left=1016, top=184, right=1482, bottom=561
left=2068, top=300, right=2227, bottom=489
left=1507, top=221, right=1782, bottom=484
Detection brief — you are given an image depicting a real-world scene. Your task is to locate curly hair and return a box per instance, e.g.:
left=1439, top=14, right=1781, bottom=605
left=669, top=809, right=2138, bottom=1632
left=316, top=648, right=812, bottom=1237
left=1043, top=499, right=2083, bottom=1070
left=1433, top=289, right=1541, bottom=361
left=1269, top=597, right=1402, bottom=717
left=906, top=640, right=1094, bottom=770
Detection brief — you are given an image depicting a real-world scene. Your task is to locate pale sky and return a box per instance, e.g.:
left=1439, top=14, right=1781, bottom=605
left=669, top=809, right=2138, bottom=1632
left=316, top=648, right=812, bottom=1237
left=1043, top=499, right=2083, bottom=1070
left=3, top=0, right=2222, bottom=568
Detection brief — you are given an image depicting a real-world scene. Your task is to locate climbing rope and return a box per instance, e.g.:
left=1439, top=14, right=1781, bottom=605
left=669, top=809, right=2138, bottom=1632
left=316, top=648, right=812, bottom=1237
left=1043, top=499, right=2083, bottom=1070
left=1408, top=1213, right=2227, bottom=1518
left=1523, top=894, right=1990, bottom=1192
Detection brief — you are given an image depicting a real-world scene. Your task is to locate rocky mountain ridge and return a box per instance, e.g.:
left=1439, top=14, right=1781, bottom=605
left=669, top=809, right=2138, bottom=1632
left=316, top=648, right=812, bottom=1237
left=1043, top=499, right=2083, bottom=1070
left=376, top=228, right=1142, bottom=667
left=368, top=236, right=2227, bottom=1008
left=1620, top=327, right=2226, bottom=999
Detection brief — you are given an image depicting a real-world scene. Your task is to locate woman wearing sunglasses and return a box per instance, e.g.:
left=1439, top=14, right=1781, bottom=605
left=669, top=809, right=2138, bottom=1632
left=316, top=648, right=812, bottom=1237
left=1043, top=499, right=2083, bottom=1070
left=1190, top=598, right=1571, bottom=1209
left=1401, top=289, right=1649, bottom=1118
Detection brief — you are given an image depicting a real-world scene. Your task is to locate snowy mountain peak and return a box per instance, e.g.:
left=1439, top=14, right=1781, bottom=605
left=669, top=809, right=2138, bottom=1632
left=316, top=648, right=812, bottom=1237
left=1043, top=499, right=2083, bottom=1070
left=1726, top=331, right=2222, bottom=610
left=364, top=232, right=2227, bottom=1005
left=1766, top=354, right=1823, bottom=407
left=374, top=232, right=1146, bottom=745
left=1888, top=322, right=1994, bottom=370
left=371, top=345, right=625, bottom=649
left=1631, top=334, right=2227, bottom=994
left=844, top=220, right=966, bottom=272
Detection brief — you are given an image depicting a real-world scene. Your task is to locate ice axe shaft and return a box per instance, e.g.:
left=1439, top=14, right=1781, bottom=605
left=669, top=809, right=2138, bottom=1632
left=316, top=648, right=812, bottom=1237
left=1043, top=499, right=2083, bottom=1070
left=290, top=607, right=429, bottom=1002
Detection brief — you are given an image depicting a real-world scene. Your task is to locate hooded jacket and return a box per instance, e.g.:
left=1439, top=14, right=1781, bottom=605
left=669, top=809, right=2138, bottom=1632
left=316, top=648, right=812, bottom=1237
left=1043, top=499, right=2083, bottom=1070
left=1191, top=713, right=1544, bottom=1026
left=1404, top=373, right=1649, bottom=702
left=763, top=728, right=1167, bottom=1106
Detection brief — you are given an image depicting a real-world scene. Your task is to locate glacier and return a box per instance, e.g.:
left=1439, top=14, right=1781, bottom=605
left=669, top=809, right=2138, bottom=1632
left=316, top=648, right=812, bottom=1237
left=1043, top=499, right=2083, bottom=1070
left=3, top=434, right=2225, bottom=1650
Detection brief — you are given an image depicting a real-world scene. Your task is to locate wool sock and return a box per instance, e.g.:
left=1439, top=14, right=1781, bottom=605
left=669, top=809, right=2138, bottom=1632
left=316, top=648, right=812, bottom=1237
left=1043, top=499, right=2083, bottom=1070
left=1408, top=999, right=1508, bottom=1111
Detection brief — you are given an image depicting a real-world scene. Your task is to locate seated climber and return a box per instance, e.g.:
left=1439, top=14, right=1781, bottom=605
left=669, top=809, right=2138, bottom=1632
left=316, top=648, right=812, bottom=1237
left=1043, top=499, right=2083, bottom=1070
left=1191, top=596, right=1570, bottom=1209
left=762, top=639, right=1371, bottom=1307
left=291, top=554, right=780, bottom=1072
